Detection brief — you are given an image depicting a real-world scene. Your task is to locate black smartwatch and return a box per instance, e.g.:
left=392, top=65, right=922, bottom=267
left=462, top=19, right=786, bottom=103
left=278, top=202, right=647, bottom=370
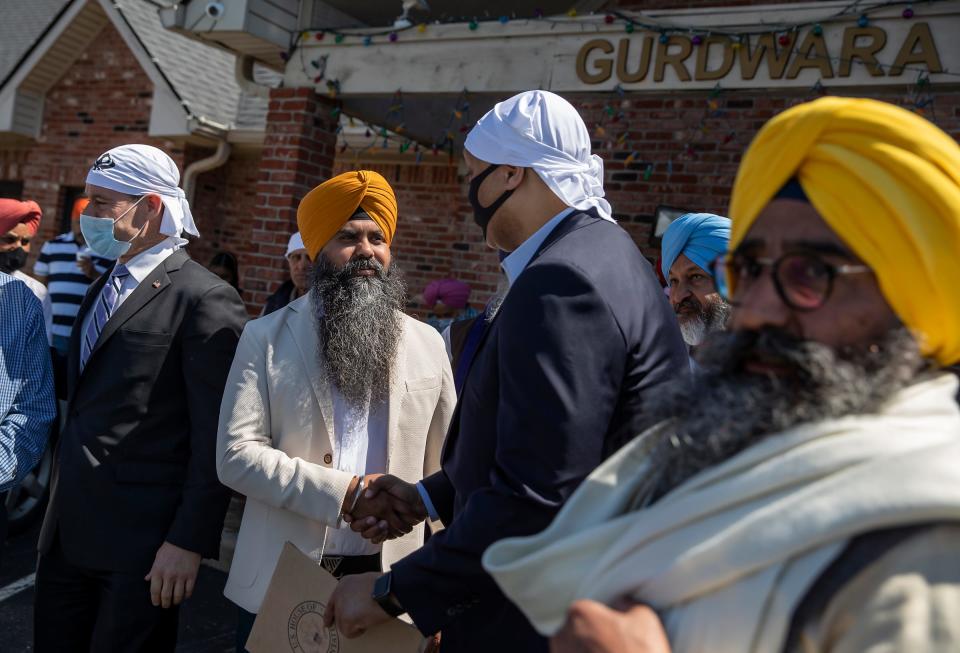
left=372, top=572, right=405, bottom=618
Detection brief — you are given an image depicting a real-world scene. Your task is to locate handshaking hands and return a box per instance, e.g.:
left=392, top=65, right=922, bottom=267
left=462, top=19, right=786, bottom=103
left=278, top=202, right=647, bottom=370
left=342, top=474, right=428, bottom=544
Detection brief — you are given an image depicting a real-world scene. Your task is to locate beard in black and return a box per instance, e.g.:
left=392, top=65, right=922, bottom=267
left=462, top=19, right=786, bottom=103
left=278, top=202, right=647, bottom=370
left=310, top=254, right=407, bottom=406
left=639, top=326, right=927, bottom=500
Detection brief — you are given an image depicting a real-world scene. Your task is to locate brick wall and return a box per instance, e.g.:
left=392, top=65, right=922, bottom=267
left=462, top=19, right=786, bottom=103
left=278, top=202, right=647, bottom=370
left=21, top=22, right=183, bottom=250
left=582, top=85, right=960, bottom=226
left=190, top=147, right=263, bottom=308
left=246, top=87, right=339, bottom=310
left=0, top=19, right=273, bottom=313
left=323, top=85, right=960, bottom=311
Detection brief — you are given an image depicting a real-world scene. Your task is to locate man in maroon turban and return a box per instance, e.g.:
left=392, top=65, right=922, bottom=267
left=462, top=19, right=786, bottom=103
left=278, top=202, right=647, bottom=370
left=0, top=199, right=50, bottom=331
left=0, top=199, right=41, bottom=272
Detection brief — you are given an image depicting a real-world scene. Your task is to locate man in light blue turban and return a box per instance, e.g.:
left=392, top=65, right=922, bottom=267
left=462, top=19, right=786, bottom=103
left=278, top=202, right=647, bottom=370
left=660, top=213, right=731, bottom=348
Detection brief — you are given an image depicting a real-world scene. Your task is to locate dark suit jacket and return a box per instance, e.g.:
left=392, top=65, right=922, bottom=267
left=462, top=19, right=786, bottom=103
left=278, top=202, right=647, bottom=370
left=38, top=248, right=248, bottom=574
left=390, top=212, right=689, bottom=652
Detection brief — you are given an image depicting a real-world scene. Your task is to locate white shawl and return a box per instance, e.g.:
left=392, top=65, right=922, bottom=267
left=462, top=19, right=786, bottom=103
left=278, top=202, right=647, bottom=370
left=483, top=374, right=960, bottom=652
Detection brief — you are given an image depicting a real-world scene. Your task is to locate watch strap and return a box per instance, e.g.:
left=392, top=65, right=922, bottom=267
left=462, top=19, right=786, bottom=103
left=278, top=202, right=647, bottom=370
left=372, top=572, right=405, bottom=618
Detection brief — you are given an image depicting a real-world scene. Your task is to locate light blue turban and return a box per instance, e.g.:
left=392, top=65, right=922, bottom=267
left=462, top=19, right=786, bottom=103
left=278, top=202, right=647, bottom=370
left=660, top=213, right=732, bottom=280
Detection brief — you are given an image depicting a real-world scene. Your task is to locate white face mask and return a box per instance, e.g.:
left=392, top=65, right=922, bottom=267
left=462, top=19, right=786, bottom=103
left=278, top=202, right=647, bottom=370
left=79, top=196, right=145, bottom=259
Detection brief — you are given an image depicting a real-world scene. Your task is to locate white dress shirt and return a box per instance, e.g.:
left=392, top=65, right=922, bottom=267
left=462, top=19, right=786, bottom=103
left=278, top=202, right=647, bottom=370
left=323, top=389, right=388, bottom=556
left=499, top=207, right=575, bottom=286
left=79, top=237, right=184, bottom=343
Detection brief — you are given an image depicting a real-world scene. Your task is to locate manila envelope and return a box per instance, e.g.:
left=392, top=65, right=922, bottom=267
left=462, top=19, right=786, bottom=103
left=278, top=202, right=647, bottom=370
left=246, top=542, right=424, bottom=653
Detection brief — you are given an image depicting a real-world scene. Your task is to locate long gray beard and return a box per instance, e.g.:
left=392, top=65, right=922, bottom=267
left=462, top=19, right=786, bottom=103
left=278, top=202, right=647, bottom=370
left=642, top=326, right=927, bottom=501
left=310, top=255, right=407, bottom=406
left=678, top=296, right=731, bottom=346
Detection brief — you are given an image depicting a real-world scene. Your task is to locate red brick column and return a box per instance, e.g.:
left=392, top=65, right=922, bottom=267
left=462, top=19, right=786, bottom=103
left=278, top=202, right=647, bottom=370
left=245, top=87, right=339, bottom=309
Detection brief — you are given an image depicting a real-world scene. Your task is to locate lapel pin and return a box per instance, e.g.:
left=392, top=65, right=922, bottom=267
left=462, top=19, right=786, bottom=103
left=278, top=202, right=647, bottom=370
left=152, top=280, right=161, bottom=289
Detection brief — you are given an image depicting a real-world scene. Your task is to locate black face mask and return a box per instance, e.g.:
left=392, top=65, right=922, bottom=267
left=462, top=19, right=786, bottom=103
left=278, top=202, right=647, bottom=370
left=0, top=247, right=28, bottom=273
left=468, top=164, right=515, bottom=238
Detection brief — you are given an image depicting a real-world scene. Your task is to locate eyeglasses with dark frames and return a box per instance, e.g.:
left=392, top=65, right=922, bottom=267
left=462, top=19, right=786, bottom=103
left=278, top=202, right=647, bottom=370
left=712, top=253, right=871, bottom=312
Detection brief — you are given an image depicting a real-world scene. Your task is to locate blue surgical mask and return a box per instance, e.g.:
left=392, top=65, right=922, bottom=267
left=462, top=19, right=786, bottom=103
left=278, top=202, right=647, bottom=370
left=79, top=196, right=145, bottom=259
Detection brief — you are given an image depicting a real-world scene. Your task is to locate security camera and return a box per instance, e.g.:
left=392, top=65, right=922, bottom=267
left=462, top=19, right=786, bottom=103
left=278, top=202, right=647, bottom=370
left=205, top=2, right=224, bottom=19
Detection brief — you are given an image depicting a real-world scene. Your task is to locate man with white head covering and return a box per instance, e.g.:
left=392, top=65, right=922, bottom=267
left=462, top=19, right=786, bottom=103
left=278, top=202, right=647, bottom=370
left=34, top=144, right=248, bottom=652
left=660, top=213, right=732, bottom=352
left=324, top=91, right=687, bottom=652
left=261, top=231, right=312, bottom=316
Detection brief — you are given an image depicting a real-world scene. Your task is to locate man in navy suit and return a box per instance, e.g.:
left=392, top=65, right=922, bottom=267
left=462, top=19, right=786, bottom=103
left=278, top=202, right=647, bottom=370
left=325, top=91, right=689, bottom=652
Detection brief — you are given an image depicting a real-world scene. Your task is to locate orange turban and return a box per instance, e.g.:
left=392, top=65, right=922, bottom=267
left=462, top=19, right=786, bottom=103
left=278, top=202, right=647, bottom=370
left=0, top=199, right=42, bottom=236
left=71, top=197, right=90, bottom=221
left=296, top=170, right=398, bottom=260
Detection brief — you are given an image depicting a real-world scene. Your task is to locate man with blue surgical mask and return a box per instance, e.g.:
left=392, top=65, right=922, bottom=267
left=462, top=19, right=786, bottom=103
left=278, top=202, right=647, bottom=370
left=34, top=144, right=248, bottom=653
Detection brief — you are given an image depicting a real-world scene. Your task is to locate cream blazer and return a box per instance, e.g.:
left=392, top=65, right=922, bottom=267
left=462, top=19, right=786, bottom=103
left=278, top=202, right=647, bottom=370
left=217, top=294, right=455, bottom=613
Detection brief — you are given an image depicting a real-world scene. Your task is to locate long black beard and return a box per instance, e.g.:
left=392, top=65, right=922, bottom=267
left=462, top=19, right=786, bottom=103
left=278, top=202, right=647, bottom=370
left=310, top=255, right=407, bottom=406
left=642, top=326, right=927, bottom=501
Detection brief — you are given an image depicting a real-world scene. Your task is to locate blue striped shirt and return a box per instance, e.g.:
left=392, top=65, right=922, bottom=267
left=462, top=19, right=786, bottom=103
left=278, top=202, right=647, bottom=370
left=0, top=272, right=55, bottom=491
left=33, top=231, right=113, bottom=339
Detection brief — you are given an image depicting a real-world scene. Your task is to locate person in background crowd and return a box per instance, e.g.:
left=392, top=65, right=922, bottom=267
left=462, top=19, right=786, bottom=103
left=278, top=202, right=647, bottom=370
left=422, top=278, right=479, bottom=333
left=484, top=96, right=960, bottom=653
left=660, top=213, right=732, bottom=361
left=0, top=199, right=52, bottom=343
left=0, top=272, right=55, bottom=566
left=209, top=251, right=243, bottom=295
left=444, top=265, right=510, bottom=395
left=33, top=144, right=247, bottom=653
left=217, top=169, right=454, bottom=653
left=34, top=196, right=113, bottom=357
left=324, top=90, right=688, bottom=652
left=261, top=231, right=311, bottom=316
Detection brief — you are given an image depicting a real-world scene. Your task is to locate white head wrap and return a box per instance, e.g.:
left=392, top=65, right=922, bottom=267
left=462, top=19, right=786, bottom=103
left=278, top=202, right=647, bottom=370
left=465, top=90, right=613, bottom=222
left=286, top=232, right=306, bottom=257
left=85, top=144, right=198, bottom=238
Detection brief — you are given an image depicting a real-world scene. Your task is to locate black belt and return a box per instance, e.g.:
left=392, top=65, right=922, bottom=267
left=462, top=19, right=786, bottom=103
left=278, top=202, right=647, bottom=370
left=320, top=553, right=381, bottom=579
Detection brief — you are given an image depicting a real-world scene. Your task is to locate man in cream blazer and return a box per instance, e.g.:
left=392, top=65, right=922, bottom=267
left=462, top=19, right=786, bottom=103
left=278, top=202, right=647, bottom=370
left=217, top=170, right=455, bottom=651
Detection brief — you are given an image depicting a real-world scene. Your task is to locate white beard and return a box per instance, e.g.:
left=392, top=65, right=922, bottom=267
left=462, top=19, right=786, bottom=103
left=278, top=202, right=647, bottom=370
left=679, top=315, right=708, bottom=346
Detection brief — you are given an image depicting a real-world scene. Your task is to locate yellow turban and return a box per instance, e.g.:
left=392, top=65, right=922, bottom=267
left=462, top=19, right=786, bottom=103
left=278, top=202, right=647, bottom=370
left=296, top=170, right=398, bottom=260
left=729, top=97, right=960, bottom=366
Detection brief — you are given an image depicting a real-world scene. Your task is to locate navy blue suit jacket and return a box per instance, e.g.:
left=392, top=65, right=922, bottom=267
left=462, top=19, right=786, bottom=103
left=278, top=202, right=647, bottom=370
left=391, top=211, right=689, bottom=652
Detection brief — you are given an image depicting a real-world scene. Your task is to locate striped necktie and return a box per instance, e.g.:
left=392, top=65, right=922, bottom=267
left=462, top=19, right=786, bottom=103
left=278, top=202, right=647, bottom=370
left=80, top=264, right=129, bottom=372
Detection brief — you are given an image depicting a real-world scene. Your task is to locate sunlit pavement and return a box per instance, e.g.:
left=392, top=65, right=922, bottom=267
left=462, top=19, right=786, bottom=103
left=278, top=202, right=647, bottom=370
left=0, top=522, right=237, bottom=652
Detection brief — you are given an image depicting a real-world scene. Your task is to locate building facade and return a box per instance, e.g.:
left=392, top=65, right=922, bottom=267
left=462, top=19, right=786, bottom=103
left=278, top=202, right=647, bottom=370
left=3, top=0, right=958, bottom=313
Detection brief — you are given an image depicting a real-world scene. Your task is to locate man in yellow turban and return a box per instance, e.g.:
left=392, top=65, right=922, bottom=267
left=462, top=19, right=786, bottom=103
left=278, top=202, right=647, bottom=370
left=481, top=97, right=960, bottom=653
left=296, top=169, right=398, bottom=260
left=216, top=169, right=454, bottom=648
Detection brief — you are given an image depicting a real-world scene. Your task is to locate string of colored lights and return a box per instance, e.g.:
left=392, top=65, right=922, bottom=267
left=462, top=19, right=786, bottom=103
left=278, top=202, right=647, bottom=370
left=293, top=2, right=948, bottom=170
left=288, top=0, right=945, bottom=50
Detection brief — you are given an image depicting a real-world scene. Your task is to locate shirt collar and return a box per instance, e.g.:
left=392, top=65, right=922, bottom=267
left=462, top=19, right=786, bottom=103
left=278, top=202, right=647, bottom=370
left=500, top=207, right=574, bottom=286
left=116, top=236, right=183, bottom=282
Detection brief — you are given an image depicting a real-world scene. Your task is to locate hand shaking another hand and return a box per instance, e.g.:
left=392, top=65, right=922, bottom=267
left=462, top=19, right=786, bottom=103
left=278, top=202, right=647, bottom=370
left=343, top=474, right=428, bottom=544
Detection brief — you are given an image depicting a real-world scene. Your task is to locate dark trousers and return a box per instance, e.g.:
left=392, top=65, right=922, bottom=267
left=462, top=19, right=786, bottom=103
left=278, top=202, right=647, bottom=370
left=34, top=536, right=179, bottom=653
left=235, top=552, right=380, bottom=653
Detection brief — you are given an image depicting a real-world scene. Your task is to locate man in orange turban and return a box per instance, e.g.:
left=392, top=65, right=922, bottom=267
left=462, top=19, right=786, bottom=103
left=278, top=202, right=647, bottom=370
left=296, top=169, right=398, bottom=261
left=216, top=169, right=454, bottom=648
